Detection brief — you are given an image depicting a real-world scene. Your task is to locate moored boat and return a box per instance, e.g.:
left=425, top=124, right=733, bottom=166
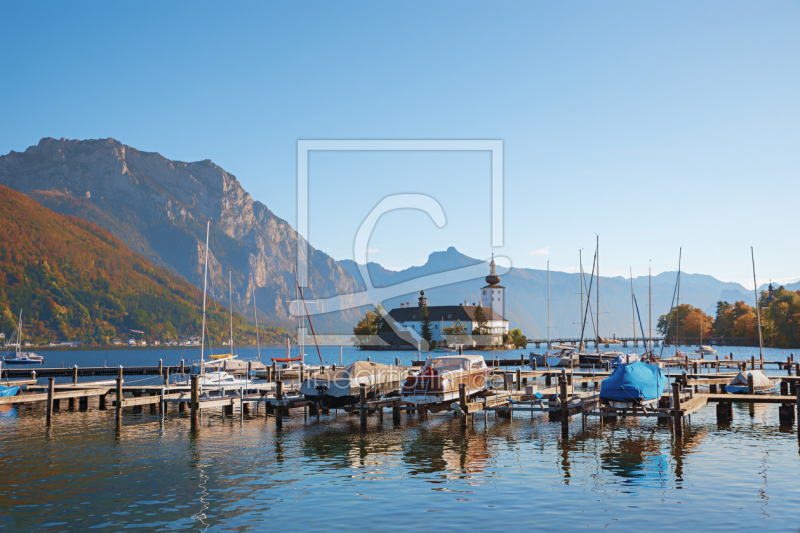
left=299, top=361, right=407, bottom=408
left=3, top=311, right=43, bottom=365
left=726, top=370, right=781, bottom=394
left=401, top=354, right=490, bottom=406
left=599, top=361, right=667, bottom=409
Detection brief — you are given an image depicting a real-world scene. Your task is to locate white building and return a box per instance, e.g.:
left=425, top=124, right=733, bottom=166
left=386, top=257, right=509, bottom=346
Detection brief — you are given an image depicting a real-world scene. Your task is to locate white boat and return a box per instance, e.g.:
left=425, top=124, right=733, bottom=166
left=401, top=354, right=490, bottom=406
left=2, top=311, right=43, bottom=365
left=299, top=361, right=407, bottom=408
left=546, top=345, right=581, bottom=367
left=726, top=370, right=781, bottom=394
left=698, top=345, right=717, bottom=355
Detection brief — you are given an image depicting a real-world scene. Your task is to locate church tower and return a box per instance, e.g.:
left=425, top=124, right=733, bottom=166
left=480, top=255, right=505, bottom=318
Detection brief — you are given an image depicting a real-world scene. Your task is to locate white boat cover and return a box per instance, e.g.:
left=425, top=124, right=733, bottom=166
left=729, top=370, right=776, bottom=388
left=300, top=361, right=405, bottom=397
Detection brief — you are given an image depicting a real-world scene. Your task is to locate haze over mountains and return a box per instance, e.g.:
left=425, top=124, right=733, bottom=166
left=0, top=138, right=769, bottom=338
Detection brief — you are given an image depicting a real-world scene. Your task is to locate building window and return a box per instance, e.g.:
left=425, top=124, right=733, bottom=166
left=447, top=314, right=452, bottom=319
left=411, top=315, right=416, bottom=319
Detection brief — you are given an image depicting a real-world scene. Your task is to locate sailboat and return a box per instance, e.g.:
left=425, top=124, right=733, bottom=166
left=544, top=261, right=580, bottom=367
left=272, top=275, right=323, bottom=379
left=176, top=221, right=252, bottom=391
left=2, top=310, right=43, bottom=365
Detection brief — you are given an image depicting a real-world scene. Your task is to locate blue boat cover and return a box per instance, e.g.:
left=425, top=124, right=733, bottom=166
left=600, top=362, right=666, bottom=402
left=0, top=385, right=20, bottom=397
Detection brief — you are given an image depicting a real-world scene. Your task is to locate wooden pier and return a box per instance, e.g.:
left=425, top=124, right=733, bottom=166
left=0, top=361, right=798, bottom=444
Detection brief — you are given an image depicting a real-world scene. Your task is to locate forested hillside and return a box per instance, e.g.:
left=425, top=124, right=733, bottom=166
left=0, top=185, right=285, bottom=346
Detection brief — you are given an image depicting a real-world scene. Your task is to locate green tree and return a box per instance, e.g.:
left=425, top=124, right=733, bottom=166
left=509, top=328, right=527, bottom=348
left=472, top=305, right=487, bottom=335
left=420, top=306, right=433, bottom=348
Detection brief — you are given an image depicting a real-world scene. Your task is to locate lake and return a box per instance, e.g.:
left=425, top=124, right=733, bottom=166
left=1, top=346, right=799, bottom=531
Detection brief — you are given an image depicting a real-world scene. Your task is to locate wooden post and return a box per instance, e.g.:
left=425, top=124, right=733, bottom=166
left=788, top=357, right=793, bottom=375
left=672, top=381, right=682, bottom=434
left=116, top=376, right=123, bottom=421
left=359, top=383, right=367, bottom=429
left=751, top=355, right=755, bottom=370
left=163, top=368, right=169, bottom=386
left=190, top=375, right=199, bottom=424
left=265, top=366, right=271, bottom=383
left=392, top=401, right=401, bottom=424
left=180, top=359, right=185, bottom=374
left=275, top=380, right=283, bottom=429
left=796, top=386, right=800, bottom=434
left=459, top=383, right=468, bottom=428
left=99, top=393, right=107, bottom=410
left=516, top=369, right=521, bottom=393
left=532, top=358, right=537, bottom=371
left=158, top=359, right=163, bottom=376
left=559, top=379, right=568, bottom=422
left=72, top=365, right=78, bottom=385
left=781, top=381, right=789, bottom=396
left=748, top=373, right=755, bottom=395
left=716, top=355, right=719, bottom=373
left=79, top=395, right=88, bottom=410
left=46, top=377, right=55, bottom=423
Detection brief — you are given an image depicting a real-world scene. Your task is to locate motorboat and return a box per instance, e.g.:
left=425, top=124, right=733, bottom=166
left=698, top=345, right=717, bottom=356
left=599, top=361, right=667, bottom=410
left=726, top=370, right=781, bottom=394
left=299, top=361, right=407, bottom=408
left=401, top=354, right=490, bottom=406
left=581, top=351, right=624, bottom=366
left=545, top=345, right=581, bottom=368
left=3, top=311, right=43, bottom=365
left=175, top=363, right=256, bottom=389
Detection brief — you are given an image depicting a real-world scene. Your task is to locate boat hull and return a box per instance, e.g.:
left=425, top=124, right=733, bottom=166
left=2, top=359, right=43, bottom=365
left=725, top=385, right=779, bottom=395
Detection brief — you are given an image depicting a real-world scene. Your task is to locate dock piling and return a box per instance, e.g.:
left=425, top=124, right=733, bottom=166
left=459, top=384, right=468, bottom=428
left=190, top=375, right=199, bottom=424
left=748, top=374, right=755, bottom=395
left=72, top=365, right=78, bottom=385
left=46, top=377, right=54, bottom=423
left=359, top=384, right=367, bottom=429
left=275, top=380, right=283, bottom=429
left=672, top=382, right=682, bottom=435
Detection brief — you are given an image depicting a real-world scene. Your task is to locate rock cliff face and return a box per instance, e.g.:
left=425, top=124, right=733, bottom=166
left=0, top=138, right=362, bottom=331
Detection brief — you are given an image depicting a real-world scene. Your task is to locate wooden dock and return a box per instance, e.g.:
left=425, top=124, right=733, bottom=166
left=0, top=362, right=798, bottom=443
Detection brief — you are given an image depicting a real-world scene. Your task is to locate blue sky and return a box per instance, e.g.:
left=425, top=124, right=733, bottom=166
left=1, top=1, right=798, bottom=287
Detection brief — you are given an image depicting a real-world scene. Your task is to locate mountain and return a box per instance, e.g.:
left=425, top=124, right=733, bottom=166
left=0, top=185, right=278, bottom=345
left=341, top=247, right=759, bottom=339
left=0, top=138, right=363, bottom=332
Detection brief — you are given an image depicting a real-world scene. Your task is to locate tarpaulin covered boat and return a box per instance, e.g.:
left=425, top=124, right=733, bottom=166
left=726, top=370, right=781, bottom=394
left=599, top=361, right=667, bottom=407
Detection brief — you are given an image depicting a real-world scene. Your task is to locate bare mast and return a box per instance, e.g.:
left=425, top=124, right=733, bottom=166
left=751, top=247, right=765, bottom=364
left=228, top=269, right=233, bottom=355
left=252, top=283, right=261, bottom=364
left=200, top=219, right=211, bottom=375
left=596, top=235, right=600, bottom=354
left=675, top=248, right=681, bottom=357
left=547, top=260, right=551, bottom=350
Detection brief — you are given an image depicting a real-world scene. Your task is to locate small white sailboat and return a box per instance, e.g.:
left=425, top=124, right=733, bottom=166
left=3, top=310, right=43, bottom=365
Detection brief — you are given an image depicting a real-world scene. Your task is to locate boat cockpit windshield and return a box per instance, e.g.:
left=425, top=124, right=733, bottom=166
left=427, top=357, right=478, bottom=371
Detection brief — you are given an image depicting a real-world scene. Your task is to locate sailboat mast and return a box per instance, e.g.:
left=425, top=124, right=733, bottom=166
left=200, top=220, right=211, bottom=375
left=596, top=235, right=600, bottom=354
left=675, top=248, right=681, bottom=358
left=751, top=247, right=765, bottom=363
left=630, top=268, right=635, bottom=349
left=579, top=250, right=584, bottom=349
left=228, top=269, right=233, bottom=354
left=547, top=260, right=551, bottom=349
left=649, top=264, right=652, bottom=351
left=252, top=280, right=261, bottom=363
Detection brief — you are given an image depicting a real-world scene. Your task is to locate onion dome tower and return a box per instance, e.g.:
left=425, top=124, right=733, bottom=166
left=480, top=254, right=505, bottom=318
